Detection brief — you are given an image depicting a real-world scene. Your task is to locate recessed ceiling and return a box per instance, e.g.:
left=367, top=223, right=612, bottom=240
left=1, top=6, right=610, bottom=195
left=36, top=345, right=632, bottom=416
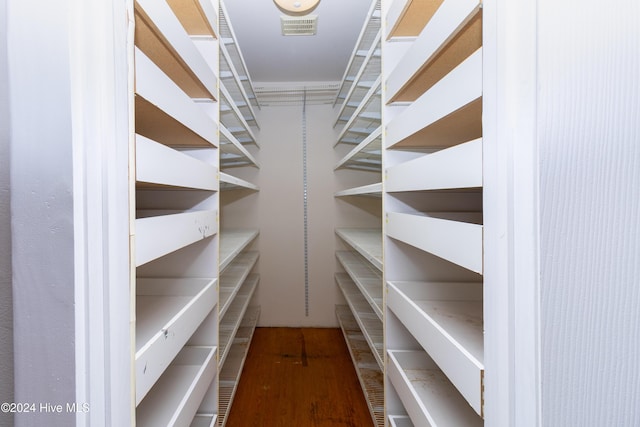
left=222, top=0, right=374, bottom=84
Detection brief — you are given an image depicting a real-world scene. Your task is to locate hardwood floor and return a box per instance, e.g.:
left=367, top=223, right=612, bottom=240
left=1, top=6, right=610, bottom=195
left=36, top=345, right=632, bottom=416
left=225, top=327, right=374, bottom=427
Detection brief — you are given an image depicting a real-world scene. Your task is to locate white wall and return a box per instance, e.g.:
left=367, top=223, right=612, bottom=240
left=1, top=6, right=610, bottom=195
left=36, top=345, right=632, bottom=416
left=0, top=1, right=14, bottom=426
left=538, top=0, right=640, bottom=425
left=8, top=0, right=76, bottom=425
left=221, top=103, right=379, bottom=327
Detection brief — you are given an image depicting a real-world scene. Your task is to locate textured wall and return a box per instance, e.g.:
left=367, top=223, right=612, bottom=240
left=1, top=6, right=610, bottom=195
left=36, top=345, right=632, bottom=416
left=0, top=1, right=14, bottom=426
left=538, top=0, right=640, bottom=425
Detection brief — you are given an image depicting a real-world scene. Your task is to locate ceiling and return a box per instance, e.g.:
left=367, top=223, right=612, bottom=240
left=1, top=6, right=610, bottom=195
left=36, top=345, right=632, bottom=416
left=222, top=0, right=374, bottom=84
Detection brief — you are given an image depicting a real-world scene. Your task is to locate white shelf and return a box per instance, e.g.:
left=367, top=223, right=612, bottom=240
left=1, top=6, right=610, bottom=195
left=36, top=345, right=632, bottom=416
left=335, top=305, right=384, bottom=427
left=336, top=274, right=384, bottom=369
left=136, top=134, right=218, bottom=191
left=136, top=278, right=217, bottom=405
left=335, top=126, right=382, bottom=172
left=386, top=211, right=482, bottom=274
left=334, top=0, right=381, bottom=106
left=387, top=281, right=483, bottom=415
left=219, top=172, right=258, bottom=191
left=135, top=47, right=218, bottom=148
left=219, top=229, right=259, bottom=272
left=220, top=84, right=258, bottom=146
left=137, top=345, right=217, bottom=427
left=388, top=350, right=483, bottom=426
left=135, top=0, right=218, bottom=99
left=336, top=251, right=383, bottom=319
left=386, top=0, right=482, bottom=103
left=386, top=138, right=482, bottom=192
left=219, top=252, right=259, bottom=318
left=218, top=306, right=260, bottom=427
left=220, top=41, right=259, bottom=127
left=389, top=415, right=414, bottom=427
left=219, top=277, right=258, bottom=367
left=136, top=210, right=218, bottom=267
left=385, top=48, right=482, bottom=149
left=335, top=183, right=382, bottom=198
left=219, top=3, right=259, bottom=108
left=336, top=77, right=382, bottom=146
left=335, top=228, right=383, bottom=271
left=335, top=36, right=382, bottom=126
left=190, top=414, right=217, bottom=427
left=219, top=123, right=259, bottom=168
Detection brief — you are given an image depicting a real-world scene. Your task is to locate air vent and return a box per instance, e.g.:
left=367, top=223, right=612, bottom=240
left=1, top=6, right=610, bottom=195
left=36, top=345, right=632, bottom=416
left=281, top=15, right=318, bottom=36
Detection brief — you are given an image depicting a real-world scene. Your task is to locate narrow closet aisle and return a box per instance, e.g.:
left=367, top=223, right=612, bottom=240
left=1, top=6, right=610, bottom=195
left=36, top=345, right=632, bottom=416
left=225, top=328, right=372, bottom=426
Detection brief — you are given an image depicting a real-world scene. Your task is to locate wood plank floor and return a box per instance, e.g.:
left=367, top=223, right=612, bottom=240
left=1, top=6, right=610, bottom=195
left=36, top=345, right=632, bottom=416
left=225, top=327, right=374, bottom=427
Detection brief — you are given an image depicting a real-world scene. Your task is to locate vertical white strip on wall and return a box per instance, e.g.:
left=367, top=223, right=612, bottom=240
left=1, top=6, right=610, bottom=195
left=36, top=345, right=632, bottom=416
left=483, top=0, right=541, bottom=425
left=0, top=1, right=14, bottom=426
left=68, top=0, right=133, bottom=425
left=302, top=91, right=309, bottom=317
left=8, top=0, right=76, bottom=425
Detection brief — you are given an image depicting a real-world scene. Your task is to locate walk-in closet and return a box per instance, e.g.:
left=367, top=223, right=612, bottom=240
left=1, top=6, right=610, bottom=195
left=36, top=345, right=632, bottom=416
left=3, top=0, right=639, bottom=426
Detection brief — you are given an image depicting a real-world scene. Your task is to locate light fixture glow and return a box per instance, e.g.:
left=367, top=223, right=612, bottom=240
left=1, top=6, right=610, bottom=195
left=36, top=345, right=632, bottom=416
left=274, top=0, right=320, bottom=15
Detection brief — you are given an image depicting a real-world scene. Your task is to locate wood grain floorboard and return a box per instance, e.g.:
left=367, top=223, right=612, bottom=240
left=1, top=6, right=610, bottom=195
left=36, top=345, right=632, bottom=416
left=225, top=327, right=374, bottom=427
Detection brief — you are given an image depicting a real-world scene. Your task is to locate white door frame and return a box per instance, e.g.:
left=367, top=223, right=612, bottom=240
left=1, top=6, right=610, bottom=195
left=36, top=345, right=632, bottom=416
left=483, top=0, right=541, bottom=425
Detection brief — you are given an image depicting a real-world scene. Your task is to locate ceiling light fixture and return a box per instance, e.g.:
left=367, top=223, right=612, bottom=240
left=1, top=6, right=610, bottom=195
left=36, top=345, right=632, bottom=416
left=273, top=0, right=320, bottom=16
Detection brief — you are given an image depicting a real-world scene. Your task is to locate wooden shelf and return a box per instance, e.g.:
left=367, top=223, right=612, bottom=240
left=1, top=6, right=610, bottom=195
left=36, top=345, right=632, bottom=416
left=136, top=134, right=218, bottom=191
left=219, top=172, right=258, bottom=191
left=219, top=277, right=258, bottom=367
left=386, top=211, right=482, bottom=274
left=385, top=48, right=482, bottom=149
left=166, top=0, right=218, bottom=38
left=386, top=138, right=482, bottom=192
left=389, top=415, right=414, bottom=427
left=135, top=0, right=218, bottom=100
left=336, top=305, right=384, bottom=427
left=388, top=350, right=483, bottom=426
left=335, top=126, right=382, bottom=172
left=336, top=77, right=382, bottom=146
left=386, top=0, right=443, bottom=39
left=387, top=281, right=483, bottom=415
left=336, top=228, right=383, bottom=271
left=137, top=345, right=217, bottom=426
left=336, top=251, right=383, bottom=319
left=218, top=307, right=260, bottom=427
left=387, top=0, right=482, bottom=102
left=135, top=47, right=218, bottom=148
left=334, top=0, right=381, bottom=106
left=335, top=183, right=382, bottom=198
left=135, top=210, right=217, bottom=267
left=135, top=278, right=217, bottom=404
left=219, top=252, right=259, bottom=318
left=219, top=229, right=259, bottom=272
left=336, top=274, right=384, bottom=369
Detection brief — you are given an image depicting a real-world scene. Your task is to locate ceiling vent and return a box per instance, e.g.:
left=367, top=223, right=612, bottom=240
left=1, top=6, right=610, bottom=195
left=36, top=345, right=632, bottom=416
left=281, top=15, right=318, bottom=36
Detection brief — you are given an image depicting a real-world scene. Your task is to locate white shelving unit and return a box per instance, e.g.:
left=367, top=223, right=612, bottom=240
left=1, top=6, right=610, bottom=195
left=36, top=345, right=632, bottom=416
left=217, top=307, right=260, bottom=427
left=133, top=0, right=221, bottom=424
left=336, top=305, right=385, bottom=427
left=333, top=2, right=383, bottom=425
left=216, top=3, right=261, bottom=424
left=383, top=0, right=484, bottom=425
